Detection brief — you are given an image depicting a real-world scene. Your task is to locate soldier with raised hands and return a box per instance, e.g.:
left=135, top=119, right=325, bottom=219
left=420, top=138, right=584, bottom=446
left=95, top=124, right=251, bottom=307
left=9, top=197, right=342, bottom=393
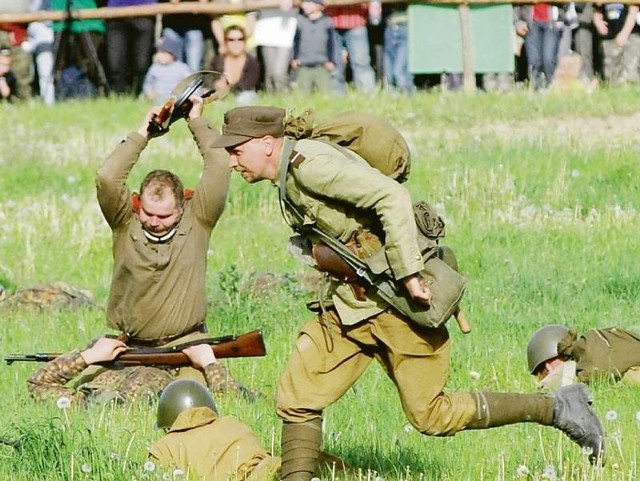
left=91, top=94, right=250, bottom=400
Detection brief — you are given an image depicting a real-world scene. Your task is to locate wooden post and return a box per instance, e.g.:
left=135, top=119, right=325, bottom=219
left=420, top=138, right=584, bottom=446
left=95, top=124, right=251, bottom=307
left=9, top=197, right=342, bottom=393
left=458, top=2, right=476, bottom=93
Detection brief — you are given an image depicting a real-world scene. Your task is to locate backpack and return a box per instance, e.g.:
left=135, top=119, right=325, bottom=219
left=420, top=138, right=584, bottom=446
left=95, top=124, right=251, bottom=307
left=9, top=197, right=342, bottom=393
left=281, top=110, right=467, bottom=330
left=284, top=110, right=411, bottom=183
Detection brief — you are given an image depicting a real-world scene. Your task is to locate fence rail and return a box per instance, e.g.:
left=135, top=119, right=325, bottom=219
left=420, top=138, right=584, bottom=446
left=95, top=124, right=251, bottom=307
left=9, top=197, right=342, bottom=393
left=0, top=0, right=635, bottom=24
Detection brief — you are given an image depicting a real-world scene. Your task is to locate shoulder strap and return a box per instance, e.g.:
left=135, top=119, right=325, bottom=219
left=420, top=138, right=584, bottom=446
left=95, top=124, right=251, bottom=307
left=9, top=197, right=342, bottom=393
left=278, top=138, right=306, bottom=228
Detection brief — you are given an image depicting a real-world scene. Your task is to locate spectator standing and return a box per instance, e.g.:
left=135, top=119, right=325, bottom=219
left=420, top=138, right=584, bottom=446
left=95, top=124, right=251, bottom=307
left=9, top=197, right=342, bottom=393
left=210, top=25, right=261, bottom=104
left=160, top=0, right=211, bottom=72
left=142, top=36, right=192, bottom=101
left=382, top=4, right=413, bottom=94
left=570, top=3, right=596, bottom=81
left=211, top=2, right=258, bottom=56
left=0, top=0, right=34, bottom=100
left=325, top=3, right=376, bottom=93
left=515, top=4, right=565, bottom=90
left=255, top=0, right=297, bottom=93
left=0, top=48, right=18, bottom=101
left=291, top=0, right=335, bottom=94
left=51, top=0, right=106, bottom=99
left=28, top=0, right=55, bottom=105
left=105, top=0, right=157, bottom=96
left=593, top=2, right=640, bottom=85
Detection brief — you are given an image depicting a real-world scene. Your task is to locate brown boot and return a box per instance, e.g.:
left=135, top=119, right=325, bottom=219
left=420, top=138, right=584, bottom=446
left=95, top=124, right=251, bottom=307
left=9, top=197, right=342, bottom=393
left=281, top=419, right=322, bottom=481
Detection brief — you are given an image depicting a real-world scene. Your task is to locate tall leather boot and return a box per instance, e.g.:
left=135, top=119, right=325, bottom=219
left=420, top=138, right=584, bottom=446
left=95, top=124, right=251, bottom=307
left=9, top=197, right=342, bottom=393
left=466, top=385, right=604, bottom=465
left=280, top=418, right=322, bottom=481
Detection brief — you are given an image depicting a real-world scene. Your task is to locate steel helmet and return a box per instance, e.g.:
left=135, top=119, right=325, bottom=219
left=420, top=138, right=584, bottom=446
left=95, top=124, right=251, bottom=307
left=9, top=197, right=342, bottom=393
left=527, top=324, right=570, bottom=374
left=156, top=379, right=218, bottom=429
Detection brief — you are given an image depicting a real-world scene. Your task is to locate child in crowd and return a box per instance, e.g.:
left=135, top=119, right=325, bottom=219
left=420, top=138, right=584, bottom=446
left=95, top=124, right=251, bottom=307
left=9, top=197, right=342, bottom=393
left=0, top=48, right=17, bottom=102
left=291, top=0, right=335, bottom=94
left=142, top=36, right=193, bottom=101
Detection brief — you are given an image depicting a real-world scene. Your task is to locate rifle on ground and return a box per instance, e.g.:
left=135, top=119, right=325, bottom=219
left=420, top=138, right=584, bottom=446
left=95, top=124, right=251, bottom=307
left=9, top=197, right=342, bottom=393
left=4, top=329, right=266, bottom=368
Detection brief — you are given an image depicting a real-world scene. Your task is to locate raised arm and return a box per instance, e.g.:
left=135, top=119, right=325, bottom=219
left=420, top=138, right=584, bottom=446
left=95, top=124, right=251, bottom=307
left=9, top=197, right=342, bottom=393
left=95, top=108, right=160, bottom=228
left=186, top=96, right=231, bottom=228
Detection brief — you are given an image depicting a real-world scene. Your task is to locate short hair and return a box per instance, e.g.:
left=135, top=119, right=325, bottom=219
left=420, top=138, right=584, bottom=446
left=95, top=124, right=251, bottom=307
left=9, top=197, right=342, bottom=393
left=139, top=170, right=184, bottom=208
left=224, top=25, right=246, bottom=41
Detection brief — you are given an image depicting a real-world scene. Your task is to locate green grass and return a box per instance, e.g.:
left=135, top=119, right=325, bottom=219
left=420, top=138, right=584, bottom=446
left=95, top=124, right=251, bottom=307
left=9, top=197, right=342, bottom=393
left=1, top=86, right=640, bottom=480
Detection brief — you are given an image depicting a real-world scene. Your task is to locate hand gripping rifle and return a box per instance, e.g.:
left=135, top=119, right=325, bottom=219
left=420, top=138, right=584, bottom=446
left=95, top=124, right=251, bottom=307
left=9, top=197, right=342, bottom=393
left=4, top=329, right=266, bottom=368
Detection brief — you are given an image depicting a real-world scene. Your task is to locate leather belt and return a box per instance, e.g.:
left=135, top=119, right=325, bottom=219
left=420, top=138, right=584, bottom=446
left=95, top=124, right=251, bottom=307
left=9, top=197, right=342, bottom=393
left=125, top=323, right=208, bottom=347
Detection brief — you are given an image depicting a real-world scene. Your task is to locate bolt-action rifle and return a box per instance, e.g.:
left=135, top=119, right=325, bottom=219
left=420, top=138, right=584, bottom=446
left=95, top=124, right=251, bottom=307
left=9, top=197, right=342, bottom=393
left=4, top=329, right=266, bottom=368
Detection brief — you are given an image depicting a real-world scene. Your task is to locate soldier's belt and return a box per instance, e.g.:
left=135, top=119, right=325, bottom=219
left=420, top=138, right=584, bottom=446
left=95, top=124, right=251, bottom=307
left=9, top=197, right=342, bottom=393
left=124, top=323, right=208, bottom=347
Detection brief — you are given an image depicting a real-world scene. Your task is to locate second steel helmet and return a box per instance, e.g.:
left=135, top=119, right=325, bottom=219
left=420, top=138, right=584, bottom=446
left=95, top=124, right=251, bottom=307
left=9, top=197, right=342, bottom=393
left=156, top=379, right=218, bottom=430
left=527, top=324, right=571, bottom=374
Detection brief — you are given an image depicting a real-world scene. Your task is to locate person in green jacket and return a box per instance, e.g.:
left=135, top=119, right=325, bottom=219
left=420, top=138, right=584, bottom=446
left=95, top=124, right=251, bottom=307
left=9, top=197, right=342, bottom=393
left=209, top=105, right=606, bottom=478
left=528, top=324, right=640, bottom=391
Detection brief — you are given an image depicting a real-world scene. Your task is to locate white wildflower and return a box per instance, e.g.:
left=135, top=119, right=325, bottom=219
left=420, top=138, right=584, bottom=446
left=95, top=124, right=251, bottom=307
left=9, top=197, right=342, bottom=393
left=605, top=410, right=618, bottom=421
left=469, top=370, right=481, bottom=381
left=375, top=477, right=385, bottom=481
left=571, top=169, right=580, bottom=178
left=173, top=468, right=185, bottom=477
left=81, top=463, right=91, bottom=473
left=144, top=460, right=156, bottom=472
left=516, top=464, right=529, bottom=477
left=541, top=464, right=556, bottom=480
left=403, top=424, right=414, bottom=433
left=636, top=410, right=640, bottom=422
left=56, top=396, right=71, bottom=409
left=581, top=446, right=594, bottom=456
left=67, top=175, right=77, bottom=184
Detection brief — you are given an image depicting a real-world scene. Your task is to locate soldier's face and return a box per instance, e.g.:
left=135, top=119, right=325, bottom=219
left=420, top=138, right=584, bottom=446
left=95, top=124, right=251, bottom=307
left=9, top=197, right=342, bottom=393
left=227, top=137, right=275, bottom=183
left=138, top=190, right=182, bottom=235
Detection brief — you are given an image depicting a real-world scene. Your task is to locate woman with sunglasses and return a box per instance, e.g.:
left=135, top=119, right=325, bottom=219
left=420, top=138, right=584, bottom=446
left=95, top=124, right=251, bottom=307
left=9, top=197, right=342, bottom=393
left=211, top=25, right=261, bottom=104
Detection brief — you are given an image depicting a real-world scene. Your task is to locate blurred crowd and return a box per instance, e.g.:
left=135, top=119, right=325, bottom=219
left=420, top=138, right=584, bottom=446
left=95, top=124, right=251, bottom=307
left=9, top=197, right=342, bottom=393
left=0, top=0, right=636, bottom=104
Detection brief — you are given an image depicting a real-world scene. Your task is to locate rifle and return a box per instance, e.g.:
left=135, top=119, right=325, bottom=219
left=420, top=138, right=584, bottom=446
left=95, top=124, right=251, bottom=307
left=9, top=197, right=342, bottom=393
left=4, top=329, right=266, bottom=368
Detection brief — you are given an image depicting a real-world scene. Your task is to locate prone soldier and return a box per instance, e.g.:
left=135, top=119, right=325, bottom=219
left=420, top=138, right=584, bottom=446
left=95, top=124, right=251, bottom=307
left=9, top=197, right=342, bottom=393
left=528, top=324, right=640, bottom=391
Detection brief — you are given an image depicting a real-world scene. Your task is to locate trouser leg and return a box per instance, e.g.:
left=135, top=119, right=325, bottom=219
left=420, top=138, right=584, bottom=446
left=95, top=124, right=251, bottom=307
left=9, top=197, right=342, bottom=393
left=280, top=418, right=323, bottom=481
left=466, top=391, right=553, bottom=428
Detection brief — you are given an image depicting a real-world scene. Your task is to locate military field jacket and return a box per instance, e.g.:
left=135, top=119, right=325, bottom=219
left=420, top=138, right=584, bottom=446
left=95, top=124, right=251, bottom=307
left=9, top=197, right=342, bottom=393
left=149, top=407, right=279, bottom=481
left=558, top=327, right=640, bottom=382
left=96, top=117, right=229, bottom=340
left=278, top=138, right=423, bottom=325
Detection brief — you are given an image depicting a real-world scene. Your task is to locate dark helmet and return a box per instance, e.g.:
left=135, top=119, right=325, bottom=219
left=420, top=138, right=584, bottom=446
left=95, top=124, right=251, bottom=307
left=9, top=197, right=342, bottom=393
left=527, top=324, right=570, bottom=374
left=156, top=379, right=218, bottom=429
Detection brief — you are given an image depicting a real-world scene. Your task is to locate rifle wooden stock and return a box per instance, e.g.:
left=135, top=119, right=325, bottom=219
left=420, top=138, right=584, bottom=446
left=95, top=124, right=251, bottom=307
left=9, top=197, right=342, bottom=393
left=5, top=329, right=266, bottom=367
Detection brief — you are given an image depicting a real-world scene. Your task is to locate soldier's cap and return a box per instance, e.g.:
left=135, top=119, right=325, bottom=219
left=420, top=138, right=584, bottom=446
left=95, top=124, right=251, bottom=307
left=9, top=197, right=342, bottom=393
left=211, top=106, right=286, bottom=148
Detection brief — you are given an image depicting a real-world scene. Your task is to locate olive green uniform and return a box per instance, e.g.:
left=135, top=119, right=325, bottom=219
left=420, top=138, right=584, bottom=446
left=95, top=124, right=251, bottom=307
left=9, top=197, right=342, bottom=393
left=27, top=353, right=247, bottom=405
left=558, top=328, right=640, bottom=385
left=149, top=407, right=280, bottom=481
left=276, top=139, right=476, bottom=434
left=96, top=117, right=229, bottom=342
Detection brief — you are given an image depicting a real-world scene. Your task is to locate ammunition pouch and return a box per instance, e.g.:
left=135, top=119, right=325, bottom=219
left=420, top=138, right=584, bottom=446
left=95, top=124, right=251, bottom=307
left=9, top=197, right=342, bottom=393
left=365, top=247, right=467, bottom=329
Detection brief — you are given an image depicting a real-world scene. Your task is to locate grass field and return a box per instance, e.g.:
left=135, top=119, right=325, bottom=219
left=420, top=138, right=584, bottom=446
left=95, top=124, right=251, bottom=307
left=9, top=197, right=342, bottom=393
left=1, top=86, right=640, bottom=480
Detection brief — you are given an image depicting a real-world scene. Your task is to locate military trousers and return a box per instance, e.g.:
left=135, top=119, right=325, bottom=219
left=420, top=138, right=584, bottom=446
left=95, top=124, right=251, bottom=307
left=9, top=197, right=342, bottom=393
left=276, top=309, right=477, bottom=435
